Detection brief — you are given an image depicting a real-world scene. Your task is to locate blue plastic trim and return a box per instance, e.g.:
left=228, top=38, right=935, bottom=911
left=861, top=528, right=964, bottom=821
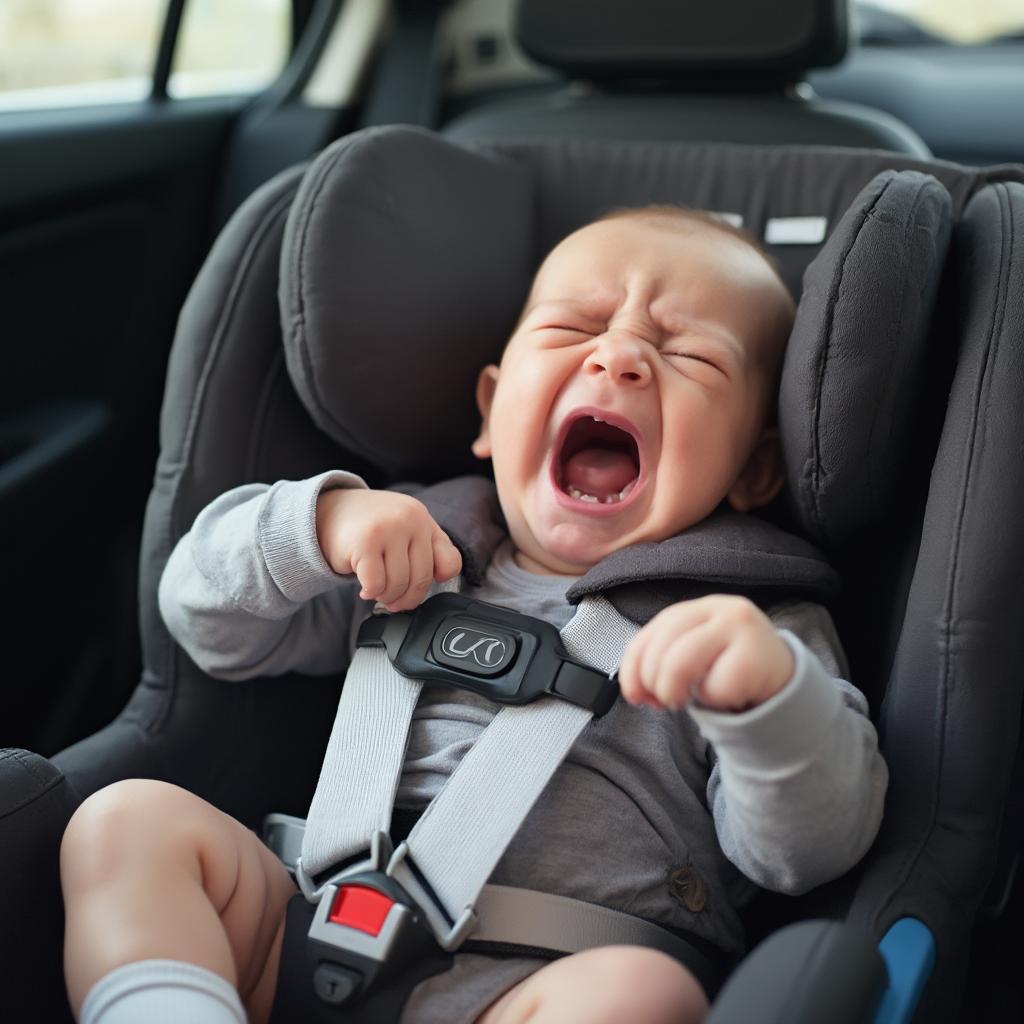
left=873, top=918, right=936, bottom=1024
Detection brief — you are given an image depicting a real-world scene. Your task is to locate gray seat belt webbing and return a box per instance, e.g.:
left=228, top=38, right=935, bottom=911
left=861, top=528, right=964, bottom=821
left=269, top=819, right=716, bottom=976
left=300, top=647, right=421, bottom=877
left=397, top=598, right=638, bottom=923
left=474, top=885, right=703, bottom=964
left=300, top=577, right=463, bottom=881
left=396, top=700, right=591, bottom=923
left=300, top=592, right=638, bottom=939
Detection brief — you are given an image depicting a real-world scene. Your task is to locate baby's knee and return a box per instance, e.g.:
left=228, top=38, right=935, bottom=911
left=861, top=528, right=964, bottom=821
left=61, top=779, right=198, bottom=889
left=587, top=947, right=708, bottom=1024
left=500, top=945, right=708, bottom=1024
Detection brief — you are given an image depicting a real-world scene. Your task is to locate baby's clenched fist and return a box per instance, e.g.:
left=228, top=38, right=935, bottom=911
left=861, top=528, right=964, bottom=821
left=315, top=488, right=462, bottom=612
left=618, top=595, right=794, bottom=713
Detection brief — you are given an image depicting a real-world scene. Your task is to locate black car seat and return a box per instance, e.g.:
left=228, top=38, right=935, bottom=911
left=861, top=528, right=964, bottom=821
left=3, top=124, right=1023, bottom=1023
left=440, top=0, right=930, bottom=156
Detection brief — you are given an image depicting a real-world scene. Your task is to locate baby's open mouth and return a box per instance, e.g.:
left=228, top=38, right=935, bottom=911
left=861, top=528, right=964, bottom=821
left=554, top=414, right=641, bottom=505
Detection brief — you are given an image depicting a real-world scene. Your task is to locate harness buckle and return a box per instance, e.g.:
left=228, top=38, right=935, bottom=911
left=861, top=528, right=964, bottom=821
left=299, top=834, right=477, bottom=1006
left=306, top=870, right=436, bottom=1006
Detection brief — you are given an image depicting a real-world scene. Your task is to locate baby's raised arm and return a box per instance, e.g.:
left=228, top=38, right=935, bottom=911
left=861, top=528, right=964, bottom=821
left=316, top=487, right=462, bottom=611
left=619, top=596, right=887, bottom=895
left=158, top=472, right=461, bottom=681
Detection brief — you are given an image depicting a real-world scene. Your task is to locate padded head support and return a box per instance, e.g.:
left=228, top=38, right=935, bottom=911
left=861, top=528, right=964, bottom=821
left=781, top=170, right=952, bottom=545
left=281, top=128, right=534, bottom=480
left=281, top=127, right=952, bottom=543
left=516, top=0, right=848, bottom=80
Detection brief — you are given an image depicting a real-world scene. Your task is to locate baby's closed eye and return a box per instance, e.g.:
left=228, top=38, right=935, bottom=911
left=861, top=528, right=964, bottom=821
left=535, top=324, right=597, bottom=346
left=662, top=350, right=726, bottom=375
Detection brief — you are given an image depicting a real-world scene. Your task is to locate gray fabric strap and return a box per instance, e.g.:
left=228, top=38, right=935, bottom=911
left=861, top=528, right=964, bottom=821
left=396, top=597, right=637, bottom=924
left=299, top=645, right=422, bottom=879
left=268, top=818, right=721, bottom=981
left=394, top=699, right=591, bottom=930
left=300, top=592, right=637, bottom=931
left=474, top=884, right=700, bottom=963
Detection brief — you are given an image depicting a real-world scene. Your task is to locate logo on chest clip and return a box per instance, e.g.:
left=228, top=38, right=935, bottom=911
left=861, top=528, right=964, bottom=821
left=431, top=618, right=519, bottom=677
left=440, top=627, right=508, bottom=667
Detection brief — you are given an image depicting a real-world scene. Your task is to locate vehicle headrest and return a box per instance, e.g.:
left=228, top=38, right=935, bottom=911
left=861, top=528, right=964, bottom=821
left=281, top=127, right=952, bottom=547
left=515, top=0, right=848, bottom=82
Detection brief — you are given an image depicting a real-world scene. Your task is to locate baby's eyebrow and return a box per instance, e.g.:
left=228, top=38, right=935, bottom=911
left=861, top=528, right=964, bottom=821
left=661, top=313, right=746, bottom=361
left=524, top=296, right=617, bottom=324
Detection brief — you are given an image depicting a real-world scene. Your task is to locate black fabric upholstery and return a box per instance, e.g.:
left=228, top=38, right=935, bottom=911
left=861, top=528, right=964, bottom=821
left=56, top=166, right=353, bottom=825
left=444, top=93, right=933, bottom=160
left=281, top=130, right=953, bottom=543
left=705, top=920, right=886, bottom=1024
left=565, top=512, right=839, bottom=624
left=0, top=129, right=1020, bottom=1024
left=281, top=127, right=533, bottom=480
left=516, top=0, right=848, bottom=80
left=447, top=0, right=928, bottom=160
left=846, top=179, right=1024, bottom=1019
left=0, top=750, right=80, bottom=1022
left=780, top=169, right=952, bottom=546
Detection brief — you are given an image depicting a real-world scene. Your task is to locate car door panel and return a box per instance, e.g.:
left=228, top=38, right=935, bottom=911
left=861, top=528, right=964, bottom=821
left=0, top=101, right=238, bottom=754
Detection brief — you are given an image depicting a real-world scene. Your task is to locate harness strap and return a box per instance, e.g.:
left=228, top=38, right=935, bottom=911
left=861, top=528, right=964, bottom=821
left=471, top=885, right=724, bottom=994
left=269, top=883, right=727, bottom=1024
left=298, top=591, right=639, bottom=941
left=393, top=699, right=591, bottom=939
left=299, top=644, right=422, bottom=877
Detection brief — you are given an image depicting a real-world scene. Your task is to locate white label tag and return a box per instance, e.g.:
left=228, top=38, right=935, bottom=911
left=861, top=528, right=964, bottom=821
left=709, top=211, right=744, bottom=229
left=765, top=216, right=828, bottom=245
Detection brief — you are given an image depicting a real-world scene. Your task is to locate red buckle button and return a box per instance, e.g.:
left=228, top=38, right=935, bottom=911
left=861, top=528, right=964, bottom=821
left=328, top=885, right=395, bottom=936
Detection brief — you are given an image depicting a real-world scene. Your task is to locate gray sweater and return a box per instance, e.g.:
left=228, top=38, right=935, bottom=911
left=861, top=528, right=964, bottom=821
left=158, top=470, right=887, bottom=1014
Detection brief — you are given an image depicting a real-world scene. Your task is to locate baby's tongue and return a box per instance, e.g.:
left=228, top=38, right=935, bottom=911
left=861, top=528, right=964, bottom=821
left=563, top=447, right=637, bottom=499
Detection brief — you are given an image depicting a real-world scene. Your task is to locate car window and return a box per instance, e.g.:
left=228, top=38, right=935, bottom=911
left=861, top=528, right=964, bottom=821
left=170, top=0, right=290, bottom=99
left=0, top=0, right=163, bottom=109
left=860, top=0, right=1024, bottom=44
left=0, top=0, right=289, bottom=111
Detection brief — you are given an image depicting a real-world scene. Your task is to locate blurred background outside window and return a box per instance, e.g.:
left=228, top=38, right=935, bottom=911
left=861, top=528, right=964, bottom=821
left=0, top=0, right=289, bottom=111
left=0, top=0, right=1021, bottom=113
left=866, top=0, right=1024, bottom=42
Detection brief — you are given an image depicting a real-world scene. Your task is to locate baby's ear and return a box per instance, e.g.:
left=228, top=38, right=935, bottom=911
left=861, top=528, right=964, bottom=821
left=726, top=427, right=785, bottom=512
left=471, top=365, right=500, bottom=459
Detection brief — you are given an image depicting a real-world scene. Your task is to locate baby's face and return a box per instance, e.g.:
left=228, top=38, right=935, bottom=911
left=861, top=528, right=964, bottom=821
left=473, top=216, right=794, bottom=575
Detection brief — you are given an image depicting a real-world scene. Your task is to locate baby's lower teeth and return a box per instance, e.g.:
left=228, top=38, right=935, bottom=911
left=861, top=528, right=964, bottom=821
left=567, top=485, right=630, bottom=504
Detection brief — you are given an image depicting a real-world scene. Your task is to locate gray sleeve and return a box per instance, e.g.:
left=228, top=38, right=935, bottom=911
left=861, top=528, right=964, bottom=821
left=157, top=470, right=368, bottom=680
left=687, top=605, right=888, bottom=895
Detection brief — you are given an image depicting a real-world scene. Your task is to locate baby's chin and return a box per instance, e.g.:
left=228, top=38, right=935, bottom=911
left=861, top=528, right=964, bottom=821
left=499, top=477, right=660, bottom=574
left=514, top=519, right=628, bottom=576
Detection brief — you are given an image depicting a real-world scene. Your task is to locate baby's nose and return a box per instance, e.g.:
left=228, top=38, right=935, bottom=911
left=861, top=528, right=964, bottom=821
left=583, top=336, right=652, bottom=386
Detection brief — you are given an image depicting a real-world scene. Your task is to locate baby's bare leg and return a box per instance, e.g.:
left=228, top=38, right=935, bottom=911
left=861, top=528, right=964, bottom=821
left=60, top=779, right=296, bottom=1024
left=475, top=945, right=708, bottom=1024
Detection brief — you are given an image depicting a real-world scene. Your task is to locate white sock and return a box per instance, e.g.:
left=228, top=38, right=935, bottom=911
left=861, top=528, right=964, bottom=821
left=79, top=959, right=247, bottom=1024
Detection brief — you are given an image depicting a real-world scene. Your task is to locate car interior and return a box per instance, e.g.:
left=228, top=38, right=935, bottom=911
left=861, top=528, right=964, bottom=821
left=2, top=1, right=1023, bottom=1022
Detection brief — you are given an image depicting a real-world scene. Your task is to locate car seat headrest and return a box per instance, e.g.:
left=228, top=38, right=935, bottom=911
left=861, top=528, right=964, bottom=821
left=281, top=126, right=952, bottom=547
left=280, top=127, right=534, bottom=481
left=515, top=0, right=848, bottom=83
left=780, top=169, right=952, bottom=546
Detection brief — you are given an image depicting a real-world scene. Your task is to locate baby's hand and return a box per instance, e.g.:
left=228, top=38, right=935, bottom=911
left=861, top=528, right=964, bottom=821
left=617, top=595, right=794, bottom=713
left=315, top=489, right=463, bottom=611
